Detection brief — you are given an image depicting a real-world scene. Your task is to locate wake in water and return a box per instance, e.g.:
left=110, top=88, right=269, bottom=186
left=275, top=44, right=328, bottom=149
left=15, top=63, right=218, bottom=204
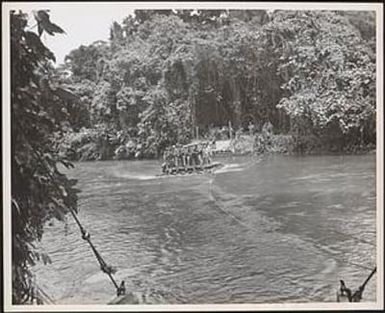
left=117, top=171, right=215, bottom=181
left=215, top=163, right=245, bottom=174
left=115, top=173, right=160, bottom=180
left=206, top=157, right=278, bottom=232
left=206, top=157, right=376, bottom=302
left=112, top=162, right=247, bottom=181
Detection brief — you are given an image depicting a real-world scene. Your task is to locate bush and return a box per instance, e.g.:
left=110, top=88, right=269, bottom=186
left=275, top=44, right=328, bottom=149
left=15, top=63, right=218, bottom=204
left=57, top=126, right=119, bottom=161
left=253, top=133, right=296, bottom=155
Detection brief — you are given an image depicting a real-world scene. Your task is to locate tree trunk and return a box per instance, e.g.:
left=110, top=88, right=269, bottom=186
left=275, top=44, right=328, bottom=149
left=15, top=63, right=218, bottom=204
left=230, top=77, right=242, bottom=128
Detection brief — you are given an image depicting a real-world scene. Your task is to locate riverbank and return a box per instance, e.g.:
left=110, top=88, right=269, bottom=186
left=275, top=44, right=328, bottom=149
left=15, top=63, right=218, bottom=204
left=57, top=127, right=376, bottom=162
left=228, top=133, right=376, bottom=156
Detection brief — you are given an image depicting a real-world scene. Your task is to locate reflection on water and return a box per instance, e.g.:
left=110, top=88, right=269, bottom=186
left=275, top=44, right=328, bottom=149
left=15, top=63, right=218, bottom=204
left=33, top=154, right=377, bottom=304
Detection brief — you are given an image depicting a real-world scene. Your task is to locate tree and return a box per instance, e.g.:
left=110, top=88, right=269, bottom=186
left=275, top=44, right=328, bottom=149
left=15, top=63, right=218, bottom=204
left=265, top=11, right=376, bottom=149
left=10, top=10, right=79, bottom=304
left=64, top=40, right=110, bottom=82
left=60, top=10, right=376, bottom=159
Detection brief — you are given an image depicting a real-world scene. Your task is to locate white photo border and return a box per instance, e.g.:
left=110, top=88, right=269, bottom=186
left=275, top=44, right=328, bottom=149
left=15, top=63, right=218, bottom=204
left=2, top=1, right=384, bottom=311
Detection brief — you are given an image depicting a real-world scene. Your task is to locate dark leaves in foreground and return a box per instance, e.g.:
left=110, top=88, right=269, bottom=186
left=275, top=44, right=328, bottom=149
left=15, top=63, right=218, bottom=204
left=24, top=31, right=56, bottom=62
left=11, top=11, right=76, bottom=304
left=33, top=10, right=66, bottom=37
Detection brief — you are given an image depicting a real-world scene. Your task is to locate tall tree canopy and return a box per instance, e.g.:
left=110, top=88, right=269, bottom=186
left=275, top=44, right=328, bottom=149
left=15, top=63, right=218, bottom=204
left=60, top=9, right=376, bottom=159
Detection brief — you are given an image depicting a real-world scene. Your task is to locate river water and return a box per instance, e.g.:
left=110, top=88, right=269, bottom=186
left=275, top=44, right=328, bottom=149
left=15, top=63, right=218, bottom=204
left=33, top=154, right=377, bottom=304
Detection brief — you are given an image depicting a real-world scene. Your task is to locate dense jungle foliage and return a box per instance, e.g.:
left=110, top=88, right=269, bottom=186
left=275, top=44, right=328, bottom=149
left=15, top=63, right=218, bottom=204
left=11, top=10, right=79, bottom=303
left=56, top=9, right=376, bottom=160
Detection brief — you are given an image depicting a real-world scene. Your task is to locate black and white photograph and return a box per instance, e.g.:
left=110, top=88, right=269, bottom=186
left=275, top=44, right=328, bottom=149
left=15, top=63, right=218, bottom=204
left=2, top=1, right=384, bottom=311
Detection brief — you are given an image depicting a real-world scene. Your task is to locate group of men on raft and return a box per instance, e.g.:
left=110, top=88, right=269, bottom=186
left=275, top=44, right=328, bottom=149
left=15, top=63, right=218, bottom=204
left=161, top=141, right=216, bottom=174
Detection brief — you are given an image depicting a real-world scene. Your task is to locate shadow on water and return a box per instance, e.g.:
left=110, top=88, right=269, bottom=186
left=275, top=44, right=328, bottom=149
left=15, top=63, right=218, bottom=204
left=33, top=154, right=377, bottom=304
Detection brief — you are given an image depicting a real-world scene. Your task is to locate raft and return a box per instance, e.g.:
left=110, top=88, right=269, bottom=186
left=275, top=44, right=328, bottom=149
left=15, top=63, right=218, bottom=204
left=160, top=161, right=223, bottom=176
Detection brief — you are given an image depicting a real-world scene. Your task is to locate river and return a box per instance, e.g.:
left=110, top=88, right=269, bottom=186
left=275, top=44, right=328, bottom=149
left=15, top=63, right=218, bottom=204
left=33, top=154, right=377, bottom=304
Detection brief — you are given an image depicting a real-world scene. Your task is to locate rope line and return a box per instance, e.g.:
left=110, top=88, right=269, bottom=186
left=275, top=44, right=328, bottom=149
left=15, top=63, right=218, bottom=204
left=362, top=266, right=376, bottom=288
left=208, top=157, right=376, bottom=275
left=340, top=261, right=373, bottom=272
left=327, top=229, right=375, bottom=247
left=26, top=143, right=125, bottom=299
left=35, top=284, right=56, bottom=304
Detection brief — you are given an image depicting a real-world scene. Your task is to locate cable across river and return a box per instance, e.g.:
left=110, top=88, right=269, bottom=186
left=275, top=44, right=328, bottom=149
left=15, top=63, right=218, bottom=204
left=207, top=157, right=376, bottom=284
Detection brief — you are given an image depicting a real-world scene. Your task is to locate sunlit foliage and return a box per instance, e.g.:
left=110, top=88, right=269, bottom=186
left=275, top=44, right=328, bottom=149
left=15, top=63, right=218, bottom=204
left=61, top=9, right=376, bottom=158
